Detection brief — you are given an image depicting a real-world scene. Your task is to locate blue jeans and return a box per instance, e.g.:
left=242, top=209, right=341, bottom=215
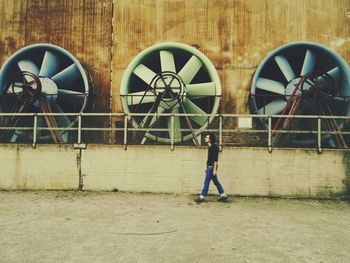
left=200, top=166, right=225, bottom=197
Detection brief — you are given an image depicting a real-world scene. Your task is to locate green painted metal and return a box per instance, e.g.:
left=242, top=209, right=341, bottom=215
left=121, top=42, right=221, bottom=143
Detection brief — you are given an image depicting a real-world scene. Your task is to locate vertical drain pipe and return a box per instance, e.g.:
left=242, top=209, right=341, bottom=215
left=77, top=149, right=83, bottom=190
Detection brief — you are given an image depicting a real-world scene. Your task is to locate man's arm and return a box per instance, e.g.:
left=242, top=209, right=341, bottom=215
left=213, top=145, right=219, bottom=176
left=213, top=161, right=218, bottom=176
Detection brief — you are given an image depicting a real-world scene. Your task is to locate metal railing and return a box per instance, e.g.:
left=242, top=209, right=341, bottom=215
left=0, top=112, right=350, bottom=152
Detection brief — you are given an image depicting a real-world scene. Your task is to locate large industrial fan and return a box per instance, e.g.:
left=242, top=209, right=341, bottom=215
left=120, top=42, right=221, bottom=144
left=0, top=44, right=90, bottom=143
left=249, top=41, right=350, bottom=147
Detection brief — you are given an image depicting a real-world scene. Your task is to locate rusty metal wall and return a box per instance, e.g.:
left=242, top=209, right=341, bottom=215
left=0, top=0, right=113, bottom=113
left=112, top=0, right=350, bottom=114
left=0, top=0, right=348, bottom=115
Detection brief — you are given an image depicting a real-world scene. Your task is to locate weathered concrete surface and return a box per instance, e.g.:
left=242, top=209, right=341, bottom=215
left=0, top=191, right=350, bottom=263
left=82, top=145, right=349, bottom=198
left=1, top=144, right=348, bottom=198
left=220, top=148, right=347, bottom=198
left=0, top=144, right=79, bottom=190
left=82, top=145, right=205, bottom=193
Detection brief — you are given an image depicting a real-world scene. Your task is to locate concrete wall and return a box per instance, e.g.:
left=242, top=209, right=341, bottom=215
left=1, top=144, right=349, bottom=198
left=82, top=145, right=349, bottom=198
left=0, top=144, right=80, bottom=190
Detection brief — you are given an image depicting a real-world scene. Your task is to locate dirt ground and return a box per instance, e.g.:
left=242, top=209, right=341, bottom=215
left=0, top=191, right=350, bottom=263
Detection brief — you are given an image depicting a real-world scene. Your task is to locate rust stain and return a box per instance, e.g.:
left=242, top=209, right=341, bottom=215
left=0, top=0, right=113, bottom=114
left=0, top=0, right=348, bottom=117
left=112, top=0, right=350, bottom=114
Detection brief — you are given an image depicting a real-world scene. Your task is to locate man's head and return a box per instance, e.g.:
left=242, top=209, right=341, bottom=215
left=205, top=133, right=216, bottom=145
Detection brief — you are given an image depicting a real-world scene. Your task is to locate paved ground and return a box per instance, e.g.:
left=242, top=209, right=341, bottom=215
left=0, top=191, right=350, bottom=263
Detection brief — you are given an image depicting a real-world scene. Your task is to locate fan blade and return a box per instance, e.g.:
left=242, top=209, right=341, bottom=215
left=257, top=98, right=287, bottom=115
left=17, top=60, right=39, bottom=75
left=274, top=55, right=296, bottom=82
left=141, top=107, right=166, bottom=143
left=51, top=64, right=81, bottom=90
left=57, top=89, right=86, bottom=108
left=187, top=82, right=216, bottom=98
left=36, top=116, right=45, bottom=137
left=326, top=135, right=336, bottom=148
left=140, top=106, right=165, bottom=128
left=50, top=102, right=70, bottom=142
left=183, top=99, right=208, bottom=126
left=126, top=91, right=156, bottom=105
left=9, top=82, right=24, bottom=94
left=301, top=49, right=316, bottom=76
left=316, top=67, right=340, bottom=86
left=133, top=64, right=157, bottom=85
left=39, top=51, right=59, bottom=78
left=10, top=133, right=18, bottom=143
left=168, top=107, right=181, bottom=139
left=290, top=138, right=317, bottom=146
left=330, top=96, right=347, bottom=103
left=256, top=78, right=285, bottom=95
left=38, top=98, right=68, bottom=142
left=326, top=96, right=348, bottom=114
left=50, top=102, right=71, bottom=126
left=160, top=50, right=176, bottom=73
left=178, top=55, right=202, bottom=84
left=326, top=67, right=340, bottom=80
left=37, top=115, right=45, bottom=126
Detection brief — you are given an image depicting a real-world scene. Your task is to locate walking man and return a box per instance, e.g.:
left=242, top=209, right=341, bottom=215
left=196, top=133, right=228, bottom=203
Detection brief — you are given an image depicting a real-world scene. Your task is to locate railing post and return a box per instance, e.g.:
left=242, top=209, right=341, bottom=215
left=109, top=114, right=113, bottom=144
left=77, top=114, right=82, bottom=144
left=170, top=113, right=174, bottom=151
left=124, top=114, right=128, bottom=150
left=32, top=114, right=37, bottom=148
left=219, top=114, right=223, bottom=152
left=317, top=117, right=322, bottom=154
left=268, top=116, right=272, bottom=153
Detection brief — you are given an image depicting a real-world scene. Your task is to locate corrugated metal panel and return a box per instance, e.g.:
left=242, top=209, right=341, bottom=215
left=0, top=0, right=348, bottom=115
left=0, top=0, right=113, bottom=113
left=112, top=0, right=350, bottom=113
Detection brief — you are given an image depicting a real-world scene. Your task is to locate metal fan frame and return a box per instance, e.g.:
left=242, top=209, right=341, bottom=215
left=0, top=43, right=90, bottom=141
left=249, top=41, right=350, bottom=147
left=120, top=42, right=221, bottom=143
left=250, top=41, right=350, bottom=116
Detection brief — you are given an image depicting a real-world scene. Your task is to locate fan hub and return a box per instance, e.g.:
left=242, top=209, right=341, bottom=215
left=153, top=72, right=187, bottom=110
left=285, top=74, right=334, bottom=102
left=39, top=77, right=58, bottom=101
left=285, top=78, right=304, bottom=97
